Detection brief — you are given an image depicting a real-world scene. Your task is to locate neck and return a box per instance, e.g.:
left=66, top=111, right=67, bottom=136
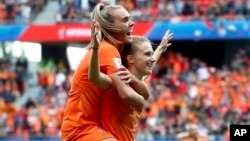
left=105, top=38, right=124, bottom=50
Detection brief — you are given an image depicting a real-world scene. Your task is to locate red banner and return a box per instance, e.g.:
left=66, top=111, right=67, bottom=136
left=19, top=23, right=92, bottom=42
left=133, top=22, right=154, bottom=36
left=18, top=22, right=154, bottom=42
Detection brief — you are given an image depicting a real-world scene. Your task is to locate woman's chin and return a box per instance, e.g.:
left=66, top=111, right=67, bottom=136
left=144, top=70, right=152, bottom=76
left=126, top=36, right=133, bottom=43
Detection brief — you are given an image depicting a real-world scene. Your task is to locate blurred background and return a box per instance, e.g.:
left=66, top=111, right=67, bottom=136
left=1, top=0, right=250, bottom=140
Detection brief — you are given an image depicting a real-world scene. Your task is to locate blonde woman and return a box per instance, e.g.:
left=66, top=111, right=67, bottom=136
left=61, top=3, right=150, bottom=141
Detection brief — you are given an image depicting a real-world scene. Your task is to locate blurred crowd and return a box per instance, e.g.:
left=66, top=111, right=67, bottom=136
left=0, top=57, right=28, bottom=137
left=136, top=48, right=250, bottom=140
left=52, top=0, right=250, bottom=23
left=0, top=0, right=47, bottom=24
left=0, top=58, right=73, bottom=138
left=1, top=47, right=250, bottom=140
left=2, top=0, right=250, bottom=24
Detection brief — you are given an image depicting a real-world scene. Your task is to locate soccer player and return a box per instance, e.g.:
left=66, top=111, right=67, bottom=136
left=61, top=3, right=150, bottom=141
left=89, top=22, right=173, bottom=140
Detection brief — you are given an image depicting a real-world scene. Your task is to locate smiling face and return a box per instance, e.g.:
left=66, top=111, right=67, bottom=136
left=108, top=7, right=134, bottom=45
left=121, top=36, right=156, bottom=79
left=93, top=4, right=135, bottom=46
left=130, top=41, right=155, bottom=76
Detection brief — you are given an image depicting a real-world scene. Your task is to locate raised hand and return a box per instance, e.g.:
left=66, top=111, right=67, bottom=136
left=91, top=20, right=101, bottom=49
left=158, top=30, right=173, bottom=52
left=152, top=30, right=173, bottom=63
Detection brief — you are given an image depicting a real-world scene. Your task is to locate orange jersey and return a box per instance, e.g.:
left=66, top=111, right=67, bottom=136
left=61, top=40, right=121, bottom=138
left=101, top=85, right=143, bottom=141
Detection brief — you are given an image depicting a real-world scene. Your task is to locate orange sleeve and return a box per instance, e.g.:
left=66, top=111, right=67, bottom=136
left=99, top=41, right=121, bottom=75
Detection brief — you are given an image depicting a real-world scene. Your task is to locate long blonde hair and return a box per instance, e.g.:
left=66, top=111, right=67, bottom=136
left=92, top=3, right=124, bottom=46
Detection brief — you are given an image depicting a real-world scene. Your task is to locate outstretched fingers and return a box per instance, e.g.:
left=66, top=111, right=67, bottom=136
left=159, top=30, right=173, bottom=47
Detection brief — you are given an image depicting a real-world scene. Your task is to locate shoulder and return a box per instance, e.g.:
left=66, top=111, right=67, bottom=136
left=99, top=40, right=118, bottom=53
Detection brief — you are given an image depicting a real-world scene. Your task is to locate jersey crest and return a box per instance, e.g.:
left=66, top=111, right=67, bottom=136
left=113, top=57, right=122, bottom=68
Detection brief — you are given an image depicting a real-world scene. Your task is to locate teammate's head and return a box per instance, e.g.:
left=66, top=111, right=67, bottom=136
left=121, top=36, right=155, bottom=78
left=92, top=3, right=134, bottom=46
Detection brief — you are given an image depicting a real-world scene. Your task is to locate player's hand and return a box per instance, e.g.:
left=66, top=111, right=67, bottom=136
left=158, top=30, right=173, bottom=52
left=117, top=66, right=136, bottom=84
left=91, top=20, right=101, bottom=50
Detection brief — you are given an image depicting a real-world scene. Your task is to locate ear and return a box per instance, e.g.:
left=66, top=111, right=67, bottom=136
left=126, top=55, right=135, bottom=65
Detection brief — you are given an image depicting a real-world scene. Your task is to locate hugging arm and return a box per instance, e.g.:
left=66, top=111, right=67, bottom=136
left=117, top=68, right=150, bottom=100
left=89, top=48, right=145, bottom=105
left=89, top=51, right=146, bottom=105
left=110, top=73, right=145, bottom=106
left=129, top=78, right=150, bottom=100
